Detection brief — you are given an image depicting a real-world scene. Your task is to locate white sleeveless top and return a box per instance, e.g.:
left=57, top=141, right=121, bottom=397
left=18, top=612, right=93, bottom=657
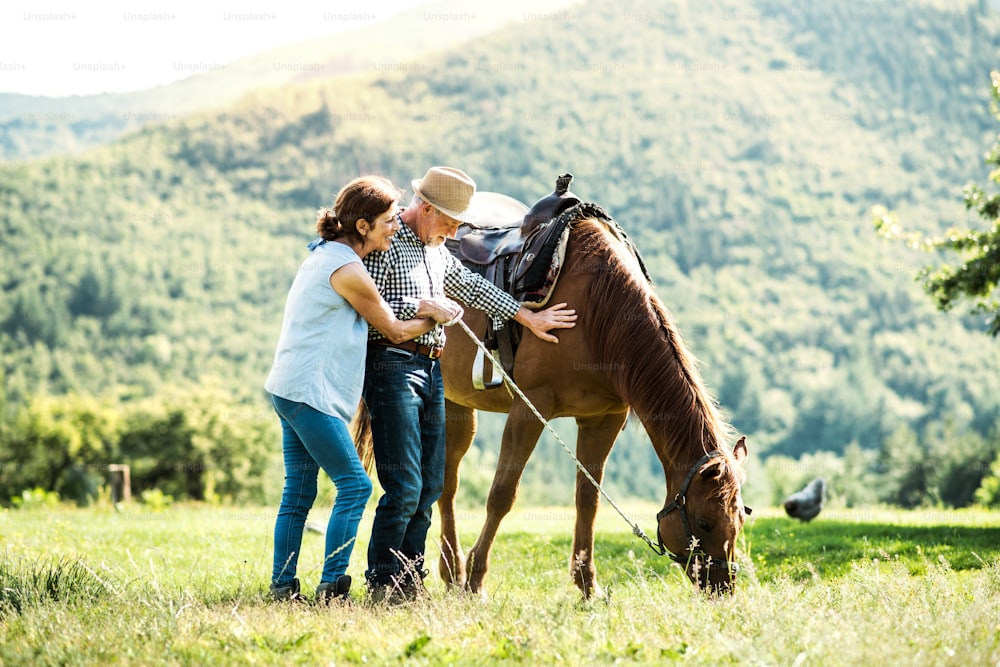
left=264, top=241, right=367, bottom=421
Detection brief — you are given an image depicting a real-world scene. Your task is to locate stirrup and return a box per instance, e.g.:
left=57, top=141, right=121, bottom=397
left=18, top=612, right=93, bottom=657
left=472, top=346, right=504, bottom=390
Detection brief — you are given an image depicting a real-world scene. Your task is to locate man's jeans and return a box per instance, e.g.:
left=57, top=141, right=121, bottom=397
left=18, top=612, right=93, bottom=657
left=271, top=394, right=373, bottom=588
left=363, top=345, right=446, bottom=586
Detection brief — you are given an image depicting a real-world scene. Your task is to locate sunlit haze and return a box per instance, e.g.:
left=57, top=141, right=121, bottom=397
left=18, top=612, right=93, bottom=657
left=0, top=0, right=427, bottom=97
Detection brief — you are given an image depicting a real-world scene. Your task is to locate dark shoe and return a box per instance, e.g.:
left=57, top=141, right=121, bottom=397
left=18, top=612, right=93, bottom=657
left=316, top=575, right=352, bottom=605
left=270, top=578, right=305, bottom=603
left=367, top=579, right=408, bottom=606
left=367, top=571, right=427, bottom=606
left=399, top=572, right=428, bottom=601
left=367, top=583, right=399, bottom=606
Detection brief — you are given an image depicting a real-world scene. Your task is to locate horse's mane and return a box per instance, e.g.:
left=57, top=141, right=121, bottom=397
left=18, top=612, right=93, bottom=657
left=570, top=218, right=743, bottom=495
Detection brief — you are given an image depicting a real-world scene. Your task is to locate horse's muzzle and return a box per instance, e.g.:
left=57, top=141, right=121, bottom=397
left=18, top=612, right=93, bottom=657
left=672, top=551, right=738, bottom=593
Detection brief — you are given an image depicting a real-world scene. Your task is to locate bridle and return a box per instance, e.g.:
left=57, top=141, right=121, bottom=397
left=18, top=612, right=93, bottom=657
left=653, top=450, right=753, bottom=582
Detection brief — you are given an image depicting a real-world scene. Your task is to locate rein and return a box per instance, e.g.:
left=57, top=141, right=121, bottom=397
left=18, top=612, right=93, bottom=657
left=453, top=319, right=744, bottom=572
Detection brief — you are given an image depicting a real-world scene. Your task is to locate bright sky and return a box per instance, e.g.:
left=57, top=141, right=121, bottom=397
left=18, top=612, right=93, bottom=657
left=0, top=0, right=427, bottom=97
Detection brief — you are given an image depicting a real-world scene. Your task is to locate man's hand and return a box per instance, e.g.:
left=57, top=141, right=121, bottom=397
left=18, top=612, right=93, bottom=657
left=514, top=302, right=577, bottom=343
left=415, top=298, right=464, bottom=324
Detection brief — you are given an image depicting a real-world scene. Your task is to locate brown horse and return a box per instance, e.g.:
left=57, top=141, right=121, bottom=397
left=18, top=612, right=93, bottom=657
left=437, top=215, right=751, bottom=597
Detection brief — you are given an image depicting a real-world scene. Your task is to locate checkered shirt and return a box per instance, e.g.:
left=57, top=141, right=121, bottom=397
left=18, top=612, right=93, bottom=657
left=363, top=215, right=521, bottom=348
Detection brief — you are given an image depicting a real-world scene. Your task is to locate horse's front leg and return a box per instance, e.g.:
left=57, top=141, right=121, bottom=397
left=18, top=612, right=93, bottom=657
left=571, top=411, right=628, bottom=598
left=438, top=400, right=476, bottom=588
left=465, top=400, right=545, bottom=597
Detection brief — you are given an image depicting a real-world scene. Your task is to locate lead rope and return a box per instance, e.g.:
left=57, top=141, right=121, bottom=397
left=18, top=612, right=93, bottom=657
left=452, top=318, right=664, bottom=555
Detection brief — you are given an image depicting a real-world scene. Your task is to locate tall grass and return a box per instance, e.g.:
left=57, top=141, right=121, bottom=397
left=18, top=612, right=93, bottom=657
left=1, top=502, right=998, bottom=665
left=0, top=556, right=115, bottom=614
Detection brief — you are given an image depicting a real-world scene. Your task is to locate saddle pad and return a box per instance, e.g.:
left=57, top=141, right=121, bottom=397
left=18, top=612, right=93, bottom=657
left=515, top=202, right=651, bottom=307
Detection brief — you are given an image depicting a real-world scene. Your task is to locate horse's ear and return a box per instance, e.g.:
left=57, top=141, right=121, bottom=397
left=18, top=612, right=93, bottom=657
left=733, top=436, right=748, bottom=463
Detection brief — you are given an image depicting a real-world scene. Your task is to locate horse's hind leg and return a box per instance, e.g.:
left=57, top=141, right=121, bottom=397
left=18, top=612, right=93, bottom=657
left=465, top=400, right=545, bottom=597
left=438, top=400, right=476, bottom=588
left=571, top=411, right=628, bottom=598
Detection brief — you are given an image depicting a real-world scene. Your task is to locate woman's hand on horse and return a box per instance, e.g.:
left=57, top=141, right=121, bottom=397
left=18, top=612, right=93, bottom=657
left=515, top=302, right=578, bottom=343
left=416, top=298, right=464, bottom=324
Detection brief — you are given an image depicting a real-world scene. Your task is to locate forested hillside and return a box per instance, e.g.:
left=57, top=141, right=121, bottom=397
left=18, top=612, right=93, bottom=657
left=2, top=0, right=999, bottom=508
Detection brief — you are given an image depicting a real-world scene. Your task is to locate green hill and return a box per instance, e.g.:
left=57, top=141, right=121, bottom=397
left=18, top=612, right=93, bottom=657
left=2, top=0, right=999, bottom=507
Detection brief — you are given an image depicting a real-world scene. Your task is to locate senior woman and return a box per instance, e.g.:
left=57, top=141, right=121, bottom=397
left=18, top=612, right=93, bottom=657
left=264, top=175, right=462, bottom=604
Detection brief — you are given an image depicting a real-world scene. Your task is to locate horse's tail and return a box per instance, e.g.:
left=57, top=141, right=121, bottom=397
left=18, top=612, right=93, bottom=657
left=350, top=399, right=375, bottom=474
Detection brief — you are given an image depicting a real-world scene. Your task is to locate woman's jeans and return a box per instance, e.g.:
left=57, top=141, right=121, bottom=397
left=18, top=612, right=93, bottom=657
left=363, top=345, right=446, bottom=587
left=271, top=394, right=373, bottom=587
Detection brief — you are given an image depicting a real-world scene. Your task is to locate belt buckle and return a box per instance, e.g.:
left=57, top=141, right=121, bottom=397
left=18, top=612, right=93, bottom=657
left=428, top=346, right=443, bottom=360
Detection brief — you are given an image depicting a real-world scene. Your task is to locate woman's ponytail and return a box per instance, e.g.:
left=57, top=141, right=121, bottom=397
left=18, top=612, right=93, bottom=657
left=315, top=208, right=343, bottom=241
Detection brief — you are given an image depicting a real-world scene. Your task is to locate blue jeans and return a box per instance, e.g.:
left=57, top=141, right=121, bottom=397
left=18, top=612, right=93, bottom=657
left=271, top=394, right=373, bottom=588
left=363, top=346, right=446, bottom=586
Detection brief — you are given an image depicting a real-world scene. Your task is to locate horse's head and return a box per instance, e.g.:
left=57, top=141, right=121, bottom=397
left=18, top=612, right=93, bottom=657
left=656, top=437, right=751, bottom=594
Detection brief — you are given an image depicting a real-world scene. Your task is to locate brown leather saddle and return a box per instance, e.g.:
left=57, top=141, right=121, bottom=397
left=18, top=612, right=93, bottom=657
left=446, top=175, right=583, bottom=388
left=447, top=174, right=650, bottom=389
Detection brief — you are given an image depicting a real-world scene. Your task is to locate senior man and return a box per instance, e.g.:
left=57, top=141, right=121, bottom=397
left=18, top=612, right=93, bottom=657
left=362, top=166, right=576, bottom=603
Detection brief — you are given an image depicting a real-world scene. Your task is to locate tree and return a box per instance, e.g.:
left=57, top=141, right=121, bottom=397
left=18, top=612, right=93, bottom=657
left=68, top=264, right=123, bottom=320
left=877, top=424, right=931, bottom=509
left=0, top=393, right=121, bottom=505
left=119, top=387, right=276, bottom=504
left=976, top=449, right=1000, bottom=508
left=0, top=387, right=277, bottom=507
left=874, top=70, right=1000, bottom=335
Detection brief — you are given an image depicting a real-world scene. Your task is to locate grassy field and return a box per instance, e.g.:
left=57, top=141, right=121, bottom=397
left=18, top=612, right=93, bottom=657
left=2, top=501, right=999, bottom=666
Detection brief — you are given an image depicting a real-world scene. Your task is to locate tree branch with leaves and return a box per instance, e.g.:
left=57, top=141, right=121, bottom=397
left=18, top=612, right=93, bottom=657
left=875, top=70, right=1000, bottom=336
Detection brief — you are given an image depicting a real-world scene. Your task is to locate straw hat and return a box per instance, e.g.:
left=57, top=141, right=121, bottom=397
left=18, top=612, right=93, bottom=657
left=411, top=166, right=478, bottom=223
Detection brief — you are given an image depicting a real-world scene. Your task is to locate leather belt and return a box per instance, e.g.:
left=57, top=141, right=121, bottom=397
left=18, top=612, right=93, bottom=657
left=369, top=339, right=444, bottom=360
